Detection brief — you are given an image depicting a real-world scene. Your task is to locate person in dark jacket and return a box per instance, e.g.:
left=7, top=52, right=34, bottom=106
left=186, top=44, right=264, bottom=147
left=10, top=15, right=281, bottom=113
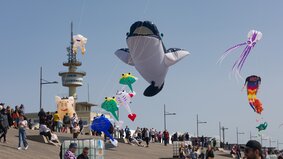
left=5, top=106, right=13, bottom=127
left=0, top=108, right=9, bottom=143
left=78, top=118, right=84, bottom=134
left=77, top=147, right=89, bottom=159
left=38, top=108, right=46, bottom=124
left=63, top=113, right=71, bottom=133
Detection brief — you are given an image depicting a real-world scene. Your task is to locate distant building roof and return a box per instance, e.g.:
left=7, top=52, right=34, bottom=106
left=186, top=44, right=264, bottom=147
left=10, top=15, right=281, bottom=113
left=76, top=102, right=98, bottom=107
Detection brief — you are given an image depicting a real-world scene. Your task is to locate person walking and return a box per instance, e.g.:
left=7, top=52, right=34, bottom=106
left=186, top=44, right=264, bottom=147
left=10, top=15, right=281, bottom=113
left=78, top=118, right=84, bottom=135
left=125, top=126, right=130, bottom=140
left=70, top=113, right=78, bottom=133
left=244, top=140, right=263, bottom=159
left=0, top=108, right=9, bottom=143
left=18, top=115, right=28, bottom=150
left=236, top=145, right=241, bottom=159
left=163, top=129, right=169, bottom=146
left=53, top=111, right=60, bottom=132
left=144, top=128, right=150, bottom=147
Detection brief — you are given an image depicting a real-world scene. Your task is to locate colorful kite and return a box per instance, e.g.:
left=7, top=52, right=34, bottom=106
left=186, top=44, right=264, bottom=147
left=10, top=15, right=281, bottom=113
left=115, top=90, right=137, bottom=121
left=73, top=34, right=87, bottom=55
left=218, top=30, right=262, bottom=77
left=101, top=97, right=119, bottom=121
left=119, top=73, right=137, bottom=92
left=244, top=75, right=263, bottom=114
left=115, top=21, right=190, bottom=97
left=55, top=96, right=76, bottom=122
left=90, top=115, right=118, bottom=146
left=256, top=122, right=268, bottom=132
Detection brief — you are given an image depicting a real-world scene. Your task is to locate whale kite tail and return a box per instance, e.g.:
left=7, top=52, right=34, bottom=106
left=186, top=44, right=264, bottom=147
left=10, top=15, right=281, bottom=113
left=144, top=81, right=164, bottom=97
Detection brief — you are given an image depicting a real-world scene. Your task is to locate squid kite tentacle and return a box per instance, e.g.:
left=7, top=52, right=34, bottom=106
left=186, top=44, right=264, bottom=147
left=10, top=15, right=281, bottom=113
left=237, top=46, right=252, bottom=72
left=232, top=45, right=250, bottom=72
left=217, top=42, right=247, bottom=64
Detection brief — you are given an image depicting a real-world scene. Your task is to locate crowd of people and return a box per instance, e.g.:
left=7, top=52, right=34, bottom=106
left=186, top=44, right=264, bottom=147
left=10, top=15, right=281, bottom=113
left=0, top=103, right=30, bottom=150
left=2, top=103, right=283, bottom=159
left=38, top=108, right=84, bottom=139
left=114, top=126, right=170, bottom=147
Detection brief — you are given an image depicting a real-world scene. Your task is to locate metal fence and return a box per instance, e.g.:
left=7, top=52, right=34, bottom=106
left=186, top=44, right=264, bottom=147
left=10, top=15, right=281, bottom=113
left=61, top=139, right=104, bottom=159
left=173, top=141, right=192, bottom=158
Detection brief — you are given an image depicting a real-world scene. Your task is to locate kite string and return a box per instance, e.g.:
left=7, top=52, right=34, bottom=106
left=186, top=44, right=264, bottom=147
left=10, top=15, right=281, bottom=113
left=96, top=60, right=120, bottom=102
left=141, top=0, right=150, bottom=20
left=77, top=0, right=86, bottom=32
left=97, top=0, right=151, bottom=103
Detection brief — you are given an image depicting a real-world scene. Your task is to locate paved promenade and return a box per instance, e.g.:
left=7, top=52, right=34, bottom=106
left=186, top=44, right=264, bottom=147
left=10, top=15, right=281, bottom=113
left=0, top=128, right=231, bottom=159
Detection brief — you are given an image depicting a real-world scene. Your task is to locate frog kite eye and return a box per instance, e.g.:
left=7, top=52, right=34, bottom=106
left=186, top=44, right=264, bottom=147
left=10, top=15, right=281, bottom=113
left=218, top=30, right=262, bottom=78
left=115, top=21, right=190, bottom=97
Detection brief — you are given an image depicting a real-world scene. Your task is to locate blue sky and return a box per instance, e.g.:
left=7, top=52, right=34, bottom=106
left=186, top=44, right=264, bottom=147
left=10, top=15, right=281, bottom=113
left=1, top=0, right=283, bottom=147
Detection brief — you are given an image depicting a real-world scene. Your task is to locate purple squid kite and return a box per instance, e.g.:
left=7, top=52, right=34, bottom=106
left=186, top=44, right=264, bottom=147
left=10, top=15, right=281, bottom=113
left=218, top=30, right=263, bottom=78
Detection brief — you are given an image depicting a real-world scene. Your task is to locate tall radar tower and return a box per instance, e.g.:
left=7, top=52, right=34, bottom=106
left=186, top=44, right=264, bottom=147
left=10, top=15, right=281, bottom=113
left=59, top=22, right=86, bottom=99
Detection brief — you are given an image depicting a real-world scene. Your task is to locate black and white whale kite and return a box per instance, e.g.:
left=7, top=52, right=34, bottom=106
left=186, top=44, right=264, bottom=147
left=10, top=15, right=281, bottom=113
left=115, top=21, right=190, bottom=97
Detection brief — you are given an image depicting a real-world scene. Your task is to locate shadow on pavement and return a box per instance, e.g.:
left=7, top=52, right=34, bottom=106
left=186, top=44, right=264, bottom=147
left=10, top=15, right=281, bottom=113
left=0, top=143, right=18, bottom=150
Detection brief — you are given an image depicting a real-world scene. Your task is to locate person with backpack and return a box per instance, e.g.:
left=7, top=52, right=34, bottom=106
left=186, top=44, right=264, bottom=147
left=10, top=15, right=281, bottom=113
left=63, top=113, right=71, bottom=133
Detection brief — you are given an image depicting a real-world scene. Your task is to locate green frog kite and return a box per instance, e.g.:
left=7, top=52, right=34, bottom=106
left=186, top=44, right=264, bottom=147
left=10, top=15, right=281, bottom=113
left=119, top=73, right=137, bottom=92
left=256, top=122, right=268, bottom=132
left=101, top=97, right=119, bottom=121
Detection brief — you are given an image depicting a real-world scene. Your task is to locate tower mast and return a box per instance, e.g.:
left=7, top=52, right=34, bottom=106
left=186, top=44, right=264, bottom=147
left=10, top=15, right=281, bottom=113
left=59, top=22, right=86, bottom=101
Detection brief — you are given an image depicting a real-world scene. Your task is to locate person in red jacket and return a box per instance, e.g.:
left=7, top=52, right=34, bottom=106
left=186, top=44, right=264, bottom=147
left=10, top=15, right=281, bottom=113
left=163, top=129, right=169, bottom=146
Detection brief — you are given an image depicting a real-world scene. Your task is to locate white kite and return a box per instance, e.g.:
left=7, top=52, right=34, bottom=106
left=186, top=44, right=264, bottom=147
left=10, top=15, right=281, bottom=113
left=73, top=34, right=87, bottom=55
left=115, top=90, right=136, bottom=121
left=115, top=21, right=190, bottom=97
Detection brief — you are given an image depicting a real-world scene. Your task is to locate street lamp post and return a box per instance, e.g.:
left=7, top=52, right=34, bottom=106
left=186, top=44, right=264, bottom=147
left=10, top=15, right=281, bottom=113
left=277, top=140, right=283, bottom=150
left=260, top=134, right=268, bottom=146
left=163, top=104, right=176, bottom=131
left=269, top=138, right=276, bottom=147
left=219, top=122, right=222, bottom=145
left=236, top=127, right=245, bottom=145
left=222, top=126, right=228, bottom=145
left=196, top=114, right=207, bottom=138
left=249, top=131, right=257, bottom=140
left=40, top=67, right=58, bottom=110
